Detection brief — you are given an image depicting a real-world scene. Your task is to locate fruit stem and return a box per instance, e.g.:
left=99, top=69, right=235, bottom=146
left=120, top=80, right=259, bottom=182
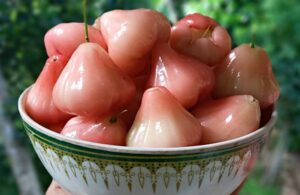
left=83, top=0, right=89, bottom=42
left=109, top=116, right=118, bottom=124
left=201, top=25, right=212, bottom=38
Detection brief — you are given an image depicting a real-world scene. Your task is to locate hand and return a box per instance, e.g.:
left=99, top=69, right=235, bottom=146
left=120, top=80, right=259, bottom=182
left=231, top=179, right=246, bottom=195
left=46, top=181, right=70, bottom=195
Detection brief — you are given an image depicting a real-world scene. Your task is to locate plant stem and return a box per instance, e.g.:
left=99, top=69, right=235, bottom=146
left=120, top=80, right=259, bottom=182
left=251, top=34, right=256, bottom=48
left=83, top=0, right=89, bottom=42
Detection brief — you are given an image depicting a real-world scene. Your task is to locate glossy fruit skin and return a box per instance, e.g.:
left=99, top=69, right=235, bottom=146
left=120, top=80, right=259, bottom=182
left=44, top=23, right=107, bottom=59
left=127, top=87, right=202, bottom=148
left=61, top=116, right=127, bottom=145
left=45, top=121, right=67, bottom=133
left=213, top=44, right=280, bottom=108
left=99, top=9, right=171, bottom=76
left=119, top=73, right=149, bottom=128
left=25, top=55, right=73, bottom=126
left=148, top=44, right=215, bottom=108
left=170, top=13, right=231, bottom=66
left=52, top=43, right=136, bottom=117
left=192, top=95, right=261, bottom=144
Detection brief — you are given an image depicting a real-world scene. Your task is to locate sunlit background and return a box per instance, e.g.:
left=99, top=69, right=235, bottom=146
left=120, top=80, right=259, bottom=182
left=0, top=0, right=300, bottom=194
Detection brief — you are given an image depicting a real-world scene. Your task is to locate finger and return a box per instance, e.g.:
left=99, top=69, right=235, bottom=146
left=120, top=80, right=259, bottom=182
left=46, top=180, right=69, bottom=195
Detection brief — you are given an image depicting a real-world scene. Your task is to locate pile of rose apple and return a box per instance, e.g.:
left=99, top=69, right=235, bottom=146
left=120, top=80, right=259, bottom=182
left=25, top=9, right=279, bottom=148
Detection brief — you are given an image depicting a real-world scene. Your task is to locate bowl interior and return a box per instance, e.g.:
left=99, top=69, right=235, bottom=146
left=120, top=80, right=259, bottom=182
left=18, top=87, right=278, bottom=155
left=18, top=87, right=277, bottom=154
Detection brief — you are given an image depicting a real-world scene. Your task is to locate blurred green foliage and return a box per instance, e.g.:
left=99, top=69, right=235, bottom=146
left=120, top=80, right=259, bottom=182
left=0, top=145, right=18, bottom=194
left=239, top=162, right=281, bottom=195
left=0, top=0, right=299, bottom=194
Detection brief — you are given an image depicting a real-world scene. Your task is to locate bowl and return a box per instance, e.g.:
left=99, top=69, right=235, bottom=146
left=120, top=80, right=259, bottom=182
left=18, top=87, right=277, bottom=195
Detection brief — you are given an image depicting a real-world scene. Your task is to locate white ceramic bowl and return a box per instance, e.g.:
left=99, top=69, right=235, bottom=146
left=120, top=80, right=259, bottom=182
left=18, top=88, right=277, bottom=195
